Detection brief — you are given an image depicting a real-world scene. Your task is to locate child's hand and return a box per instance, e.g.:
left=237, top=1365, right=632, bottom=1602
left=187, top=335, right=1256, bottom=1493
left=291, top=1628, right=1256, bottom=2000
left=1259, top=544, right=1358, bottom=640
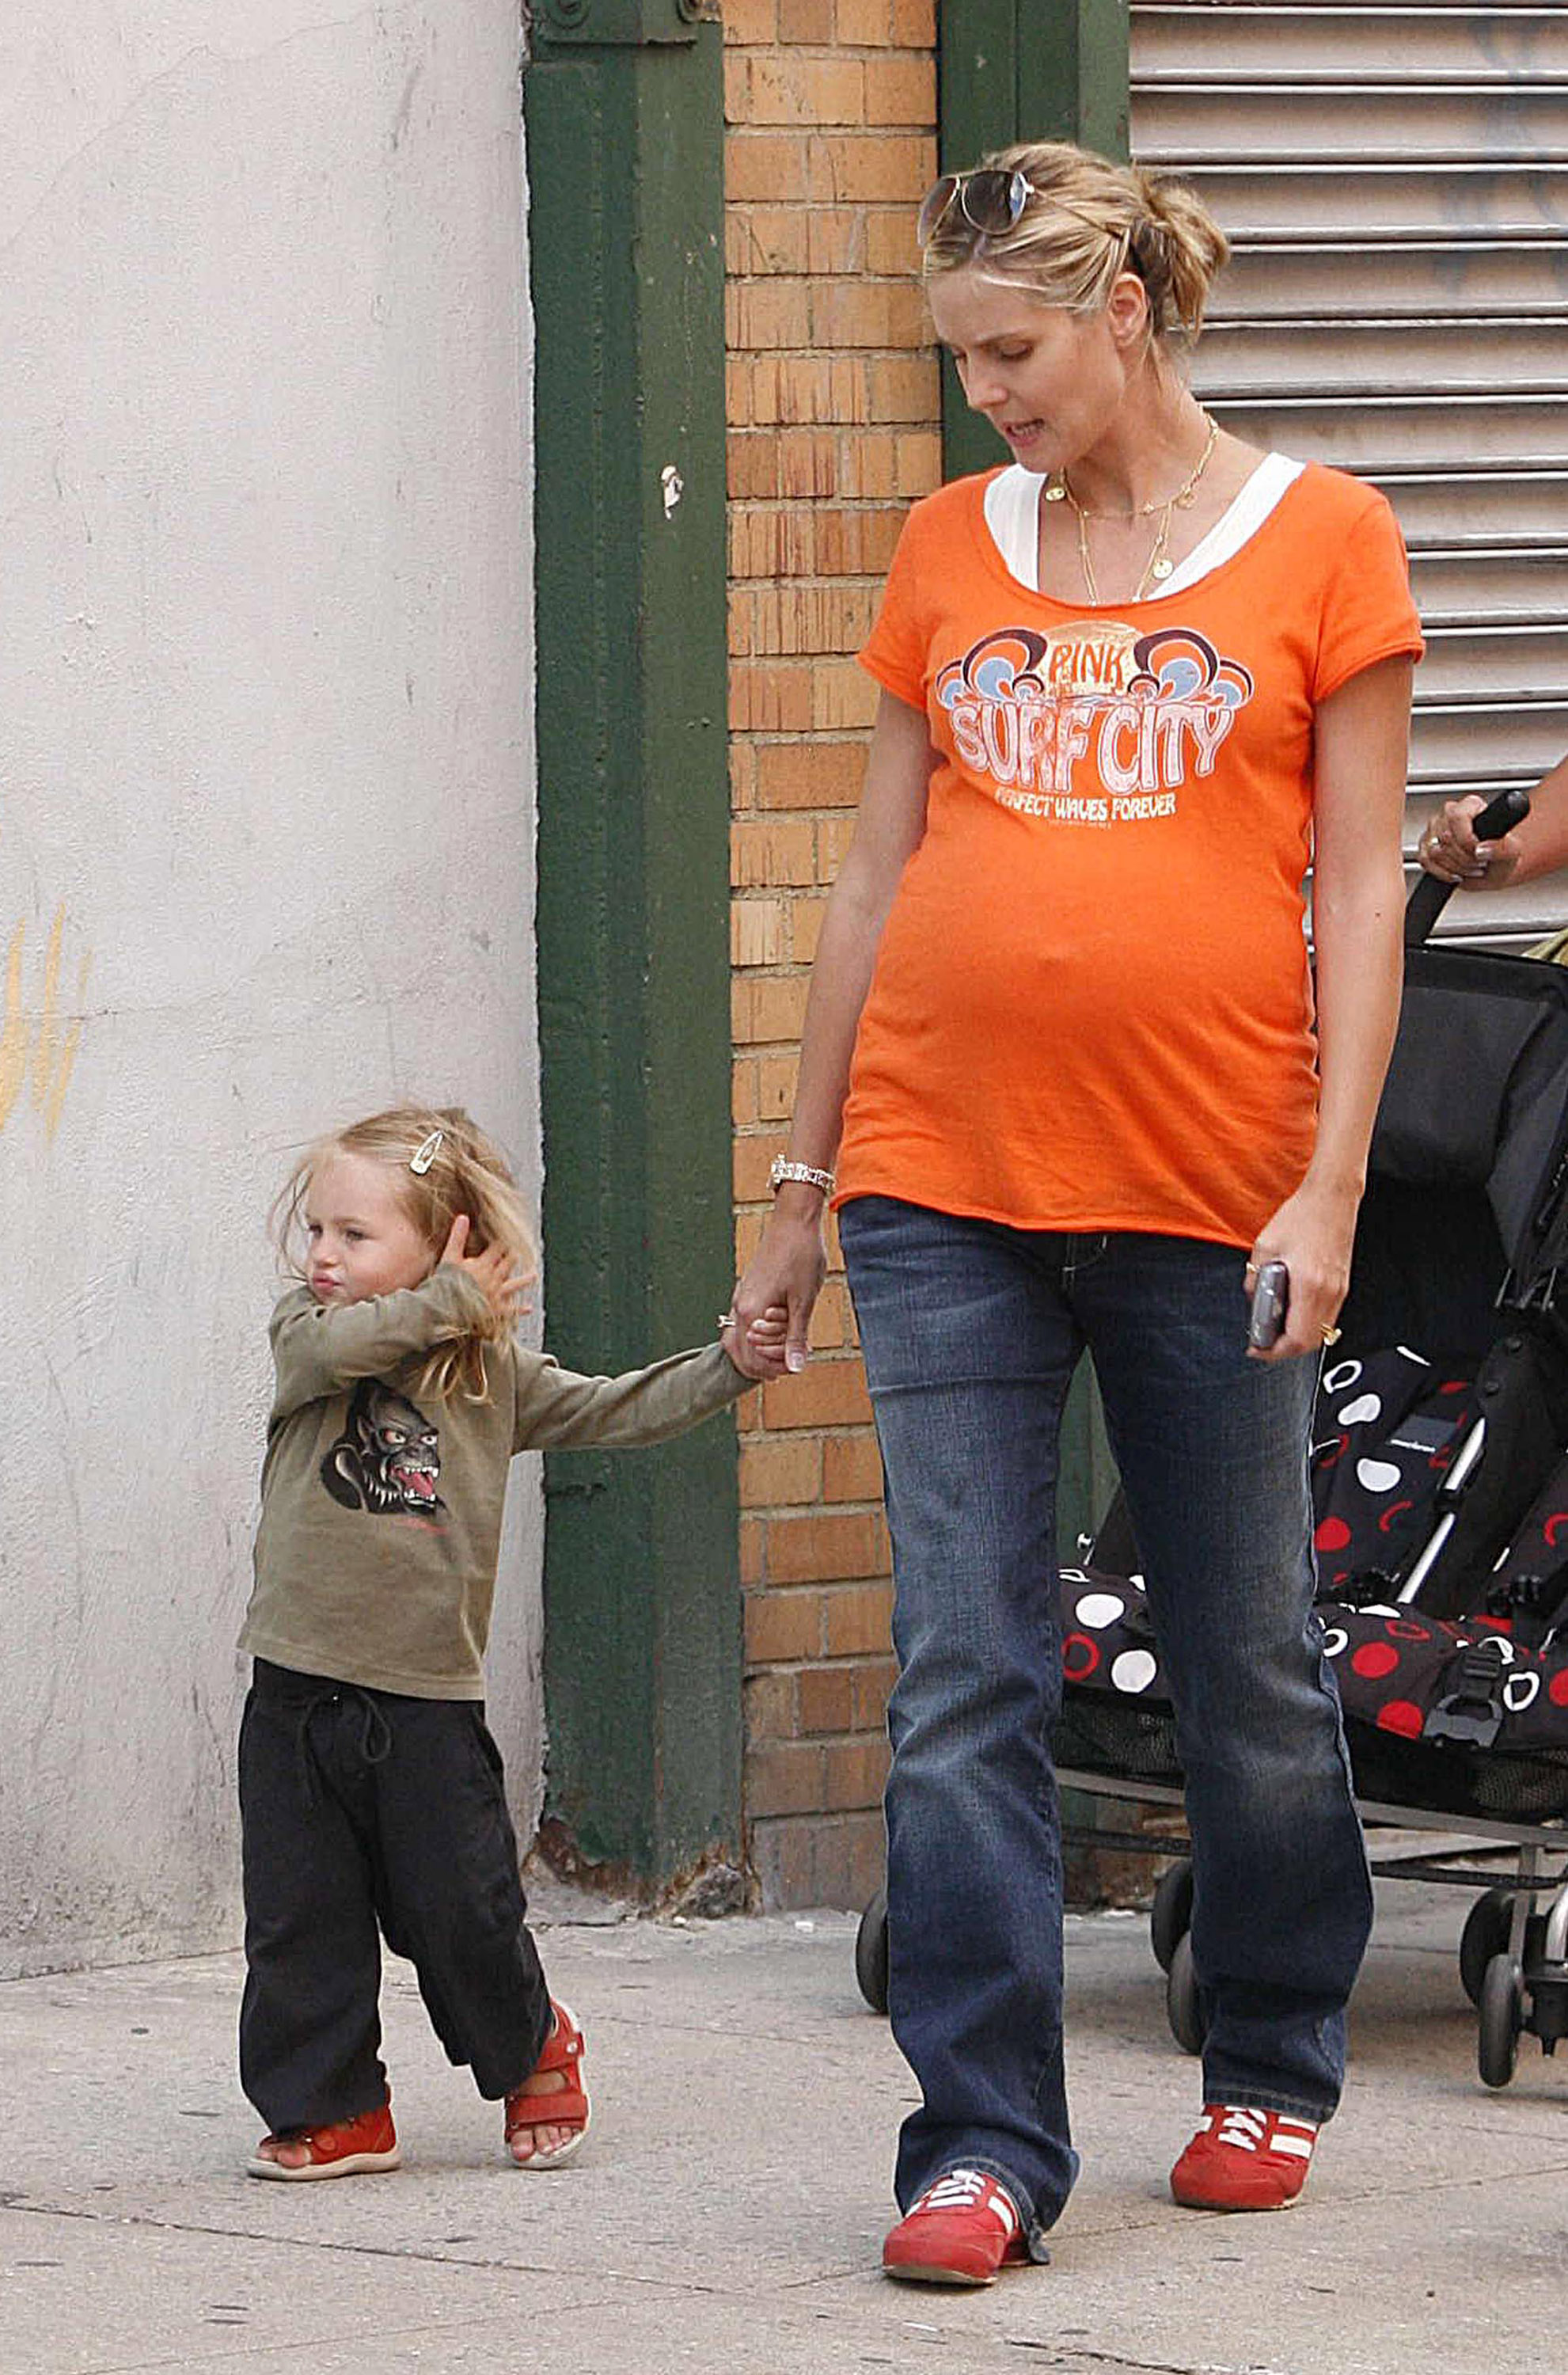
left=722, top=1302, right=790, bottom=1374
left=440, top=1214, right=532, bottom=1325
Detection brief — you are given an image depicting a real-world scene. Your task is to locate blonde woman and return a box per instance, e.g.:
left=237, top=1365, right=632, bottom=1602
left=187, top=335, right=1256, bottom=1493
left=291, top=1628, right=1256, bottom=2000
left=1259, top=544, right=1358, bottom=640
left=730, top=143, right=1422, bottom=2280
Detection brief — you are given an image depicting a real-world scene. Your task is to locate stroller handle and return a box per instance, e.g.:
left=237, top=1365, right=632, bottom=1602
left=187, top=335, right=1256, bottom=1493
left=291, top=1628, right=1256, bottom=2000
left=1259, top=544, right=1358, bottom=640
left=1403, top=787, right=1532, bottom=949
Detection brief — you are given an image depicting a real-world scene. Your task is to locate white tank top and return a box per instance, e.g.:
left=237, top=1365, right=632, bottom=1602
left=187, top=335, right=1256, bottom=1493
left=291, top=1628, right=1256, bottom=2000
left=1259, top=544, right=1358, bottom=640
left=982, top=450, right=1306, bottom=596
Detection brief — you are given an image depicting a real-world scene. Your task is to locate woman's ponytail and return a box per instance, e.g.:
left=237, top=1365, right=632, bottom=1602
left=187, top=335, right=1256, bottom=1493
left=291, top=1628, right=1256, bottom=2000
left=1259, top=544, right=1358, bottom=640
left=1129, top=166, right=1229, bottom=342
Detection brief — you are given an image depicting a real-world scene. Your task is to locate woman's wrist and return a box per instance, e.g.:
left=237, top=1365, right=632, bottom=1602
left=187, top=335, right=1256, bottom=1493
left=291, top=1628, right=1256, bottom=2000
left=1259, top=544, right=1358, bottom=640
left=769, top=1154, right=836, bottom=1198
left=770, top=1178, right=831, bottom=1224
left=1297, top=1160, right=1365, bottom=1210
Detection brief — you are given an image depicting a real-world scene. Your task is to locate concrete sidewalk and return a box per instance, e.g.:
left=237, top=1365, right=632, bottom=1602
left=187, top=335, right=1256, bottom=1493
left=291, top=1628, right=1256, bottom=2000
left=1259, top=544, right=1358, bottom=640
left=3, top=1875, right=1567, bottom=2375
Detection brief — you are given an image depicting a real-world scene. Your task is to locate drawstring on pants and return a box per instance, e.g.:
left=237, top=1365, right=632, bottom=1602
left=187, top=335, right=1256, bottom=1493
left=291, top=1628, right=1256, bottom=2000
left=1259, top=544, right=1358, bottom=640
left=293, top=1683, right=394, bottom=1811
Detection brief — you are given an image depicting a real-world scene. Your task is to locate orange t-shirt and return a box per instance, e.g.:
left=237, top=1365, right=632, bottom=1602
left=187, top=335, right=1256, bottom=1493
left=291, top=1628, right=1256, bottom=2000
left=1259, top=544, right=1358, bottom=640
left=839, top=461, right=1424, bottom=1249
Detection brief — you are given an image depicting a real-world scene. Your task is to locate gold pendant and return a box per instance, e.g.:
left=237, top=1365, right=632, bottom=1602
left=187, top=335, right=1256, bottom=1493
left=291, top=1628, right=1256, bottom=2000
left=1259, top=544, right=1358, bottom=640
left=1043, top=483, right=1066, bottom=504
left=1150, top=557, right=1174, bottom=581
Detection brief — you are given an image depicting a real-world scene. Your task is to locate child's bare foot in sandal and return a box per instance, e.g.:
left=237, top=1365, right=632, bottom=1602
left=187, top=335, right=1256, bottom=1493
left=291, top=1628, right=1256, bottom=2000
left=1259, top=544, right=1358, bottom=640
left=248, top=2097, right=400, bottom=2180
left=504, top=2000, right=590, bottom=2169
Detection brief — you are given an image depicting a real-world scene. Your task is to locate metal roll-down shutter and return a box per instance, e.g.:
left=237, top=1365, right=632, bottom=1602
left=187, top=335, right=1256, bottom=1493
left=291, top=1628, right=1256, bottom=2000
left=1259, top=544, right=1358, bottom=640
left=1132, top=2, right=1568, bottom=947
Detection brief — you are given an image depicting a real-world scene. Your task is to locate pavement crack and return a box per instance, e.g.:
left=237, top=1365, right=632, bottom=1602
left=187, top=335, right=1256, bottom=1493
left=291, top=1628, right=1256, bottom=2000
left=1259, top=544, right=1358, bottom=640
left=1004, top=2352, right=1284, bottom=2375
left=2, top=2293, right=663, bottom=2375
left=0, top=2193, right=711, bottom=2293
left=1057, top=2152, right=1568, bottom=2246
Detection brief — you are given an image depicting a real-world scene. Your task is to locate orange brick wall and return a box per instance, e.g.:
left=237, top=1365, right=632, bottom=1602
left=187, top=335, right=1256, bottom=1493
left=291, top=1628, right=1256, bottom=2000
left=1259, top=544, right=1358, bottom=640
left=724, top=0, right=941, bottom=1908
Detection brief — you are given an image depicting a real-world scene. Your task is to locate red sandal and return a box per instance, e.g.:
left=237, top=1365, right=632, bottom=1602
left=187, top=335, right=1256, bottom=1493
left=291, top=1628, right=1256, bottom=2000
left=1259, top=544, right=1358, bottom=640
left=247, top=2095, right=401, bottom=2182
left=503, top=1999, right=590, bottom=2170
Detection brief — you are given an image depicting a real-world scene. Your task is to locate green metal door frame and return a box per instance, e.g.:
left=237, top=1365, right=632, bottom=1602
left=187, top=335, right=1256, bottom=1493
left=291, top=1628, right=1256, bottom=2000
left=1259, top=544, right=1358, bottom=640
left=525, top=0, right=741, bottom=1894
left=936, top=0, right=1130, bottom=1552
left=937, top=0, right=1130, bottom=482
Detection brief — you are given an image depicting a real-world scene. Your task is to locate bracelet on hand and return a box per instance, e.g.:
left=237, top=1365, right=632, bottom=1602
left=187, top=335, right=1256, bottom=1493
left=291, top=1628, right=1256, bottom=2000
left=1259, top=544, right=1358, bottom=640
left=769, top=1157, right=835, bottom=1198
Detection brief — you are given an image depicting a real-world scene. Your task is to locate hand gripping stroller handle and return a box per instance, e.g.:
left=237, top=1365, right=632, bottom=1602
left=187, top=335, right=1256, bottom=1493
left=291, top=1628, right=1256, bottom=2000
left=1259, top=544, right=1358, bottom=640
left=1403, top=787, right=1532, bottom=949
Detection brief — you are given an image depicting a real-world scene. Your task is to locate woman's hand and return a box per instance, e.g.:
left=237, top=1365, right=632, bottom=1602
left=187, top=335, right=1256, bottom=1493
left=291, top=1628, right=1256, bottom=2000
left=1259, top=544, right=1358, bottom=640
left=439, top=1213, right=532, bottom=1324
left=723, top=1186, right=830, bottom=1381
left=720, top=1302, right=790, bottom=1373
left=1418, top=794, right=1525, bottom=891
left=1246, top=1179, right=1359, bottom=1364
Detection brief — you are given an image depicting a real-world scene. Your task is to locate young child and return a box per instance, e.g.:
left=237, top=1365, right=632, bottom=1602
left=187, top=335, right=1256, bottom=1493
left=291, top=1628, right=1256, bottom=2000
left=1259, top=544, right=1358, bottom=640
left=237, top=1104, right=769, bottom=2179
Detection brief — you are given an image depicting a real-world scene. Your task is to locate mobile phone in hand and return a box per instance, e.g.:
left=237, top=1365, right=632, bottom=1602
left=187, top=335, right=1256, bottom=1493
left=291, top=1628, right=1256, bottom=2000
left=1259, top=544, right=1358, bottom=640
left=1248, top=1259, right=1289, bottom=1351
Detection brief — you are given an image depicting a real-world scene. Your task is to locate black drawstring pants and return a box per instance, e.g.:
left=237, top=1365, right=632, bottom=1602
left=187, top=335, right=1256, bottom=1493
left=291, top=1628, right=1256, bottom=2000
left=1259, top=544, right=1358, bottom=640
left=238, top=1659, right=552, bottom=2134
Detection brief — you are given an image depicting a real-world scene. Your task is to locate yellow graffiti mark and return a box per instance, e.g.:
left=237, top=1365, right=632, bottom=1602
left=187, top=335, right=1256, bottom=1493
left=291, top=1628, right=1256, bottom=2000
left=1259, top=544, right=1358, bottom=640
left=0, top=906, right=91, bottom=1144
left=0, top=925, right=25, bottom=1128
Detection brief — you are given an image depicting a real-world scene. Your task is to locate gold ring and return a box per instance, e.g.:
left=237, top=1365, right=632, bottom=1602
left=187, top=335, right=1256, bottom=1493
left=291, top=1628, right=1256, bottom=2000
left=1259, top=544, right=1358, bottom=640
left=1321, top=1325, right=1342, bottom=1347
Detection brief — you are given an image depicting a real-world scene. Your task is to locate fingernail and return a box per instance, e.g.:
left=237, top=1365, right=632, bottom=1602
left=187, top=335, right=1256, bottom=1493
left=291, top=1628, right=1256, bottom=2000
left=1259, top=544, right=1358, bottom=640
left=786, top=1348, right=807, bottom=1373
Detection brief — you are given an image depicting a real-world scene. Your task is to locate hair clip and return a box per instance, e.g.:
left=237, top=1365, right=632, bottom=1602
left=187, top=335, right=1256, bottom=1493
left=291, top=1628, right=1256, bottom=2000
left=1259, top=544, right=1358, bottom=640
left=409, top=1129, right=443, bottom=1176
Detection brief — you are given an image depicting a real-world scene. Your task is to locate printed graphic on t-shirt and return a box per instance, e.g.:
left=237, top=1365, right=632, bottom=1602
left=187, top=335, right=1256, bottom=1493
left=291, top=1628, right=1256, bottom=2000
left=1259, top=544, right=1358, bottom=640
left=321, top=1380, right=447, bottom=1522
left=936, top=619, right=1255, bottom=825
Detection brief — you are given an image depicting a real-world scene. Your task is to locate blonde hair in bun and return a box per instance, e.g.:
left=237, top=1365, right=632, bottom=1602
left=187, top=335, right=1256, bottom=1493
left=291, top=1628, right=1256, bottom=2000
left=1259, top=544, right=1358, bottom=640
left=921, top=139, right=1229, bottom=347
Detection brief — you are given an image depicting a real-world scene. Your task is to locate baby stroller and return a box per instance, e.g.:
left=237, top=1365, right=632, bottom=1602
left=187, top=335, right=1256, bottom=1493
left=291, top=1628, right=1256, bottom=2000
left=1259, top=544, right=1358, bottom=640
left=856, top=790, right=1568, bottom=2088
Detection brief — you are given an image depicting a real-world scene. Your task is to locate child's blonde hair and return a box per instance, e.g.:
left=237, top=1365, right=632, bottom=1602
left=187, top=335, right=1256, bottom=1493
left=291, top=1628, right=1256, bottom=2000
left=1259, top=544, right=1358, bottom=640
left=922, top=140, right=1229, bottom=349
left=272, top=1104, right=537, bottom=1404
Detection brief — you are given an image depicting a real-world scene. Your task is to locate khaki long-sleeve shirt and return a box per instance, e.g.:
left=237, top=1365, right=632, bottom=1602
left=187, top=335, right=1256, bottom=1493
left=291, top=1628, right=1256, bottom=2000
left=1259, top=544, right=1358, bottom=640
left=241, top=1271, right=746, bottom=1698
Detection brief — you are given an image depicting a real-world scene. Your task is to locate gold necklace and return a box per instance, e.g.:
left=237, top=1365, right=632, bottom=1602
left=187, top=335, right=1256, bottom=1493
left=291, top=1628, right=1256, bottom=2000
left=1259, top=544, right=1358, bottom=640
left=1046, top=414, right=1220, bottom=604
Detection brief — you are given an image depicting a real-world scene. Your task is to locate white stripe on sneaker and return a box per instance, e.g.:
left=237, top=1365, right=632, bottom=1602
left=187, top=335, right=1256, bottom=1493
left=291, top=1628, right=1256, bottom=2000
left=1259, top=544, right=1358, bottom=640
left=1215, top=2109, right=1267, bottom=2151
left=913, top=2169, right=1019, bottom=2234
left=1208, top=2105, right=1318, bottom=2160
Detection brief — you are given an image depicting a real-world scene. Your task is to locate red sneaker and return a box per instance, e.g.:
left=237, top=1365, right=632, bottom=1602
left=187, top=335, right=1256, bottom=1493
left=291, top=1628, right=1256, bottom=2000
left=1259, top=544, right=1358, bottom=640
left=1170, top=2103, right=1319, bottom=2211
left=247, top=2096, right=400, bottom=2182
left=883, top=2168, right=1028, bottom=2286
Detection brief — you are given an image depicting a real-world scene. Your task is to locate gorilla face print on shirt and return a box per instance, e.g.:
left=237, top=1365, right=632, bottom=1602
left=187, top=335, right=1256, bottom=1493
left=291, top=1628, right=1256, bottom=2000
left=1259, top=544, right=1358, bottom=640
left=321, top=1380, right=446, bottom=1521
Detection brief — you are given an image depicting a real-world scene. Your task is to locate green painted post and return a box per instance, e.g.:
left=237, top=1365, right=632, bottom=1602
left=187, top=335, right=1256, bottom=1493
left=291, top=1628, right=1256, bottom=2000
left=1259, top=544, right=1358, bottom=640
left=524, top=0, right=740, bottom=1892
left=1016, top=0, right=1130, bottom=165
left=933, top=0, right=1018, bottom=481
left=938, top=0, right=1019, bottom=172
left=936, top=0, right=1131, bottom=481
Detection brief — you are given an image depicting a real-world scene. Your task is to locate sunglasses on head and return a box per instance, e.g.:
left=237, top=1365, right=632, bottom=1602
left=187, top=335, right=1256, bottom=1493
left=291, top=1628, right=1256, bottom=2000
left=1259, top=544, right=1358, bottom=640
left=917, top=167, right=1046, bottom=248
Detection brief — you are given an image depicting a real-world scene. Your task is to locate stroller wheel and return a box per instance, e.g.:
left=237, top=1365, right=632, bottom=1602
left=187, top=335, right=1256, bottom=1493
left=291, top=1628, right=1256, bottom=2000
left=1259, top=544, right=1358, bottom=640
left=1477, top=1953, right=1524, bottom=2089
left=1165, top=1930, right=1206, bottom=2056
left=855, top=1886, right=890, bottom=2016
left=1150, top=1860, right=1194, bottom=1974
left=1460, top=1888, right=1514, bottom=2007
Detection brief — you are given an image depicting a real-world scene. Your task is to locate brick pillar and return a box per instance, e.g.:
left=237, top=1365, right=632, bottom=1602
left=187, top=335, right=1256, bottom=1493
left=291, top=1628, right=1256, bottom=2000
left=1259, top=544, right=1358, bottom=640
left=724, top=0, right=940, bottom=1908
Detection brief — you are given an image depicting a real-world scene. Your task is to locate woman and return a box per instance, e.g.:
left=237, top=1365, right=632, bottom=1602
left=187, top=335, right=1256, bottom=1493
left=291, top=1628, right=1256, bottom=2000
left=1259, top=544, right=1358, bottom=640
left=1418, top=754, right=1568, bottom=897
left=729, top=142, right=1422, bottom=2283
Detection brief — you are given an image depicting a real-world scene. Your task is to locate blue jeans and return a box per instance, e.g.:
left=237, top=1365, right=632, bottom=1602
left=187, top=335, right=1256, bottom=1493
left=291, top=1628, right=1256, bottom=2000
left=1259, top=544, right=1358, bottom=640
left=839, top=1198, right=1372, bottom=2252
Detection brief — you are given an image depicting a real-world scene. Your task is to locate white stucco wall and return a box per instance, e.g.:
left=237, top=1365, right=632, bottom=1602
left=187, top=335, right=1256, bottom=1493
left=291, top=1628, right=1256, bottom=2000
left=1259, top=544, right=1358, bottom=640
left=0, top=4, right=541, bottom=1976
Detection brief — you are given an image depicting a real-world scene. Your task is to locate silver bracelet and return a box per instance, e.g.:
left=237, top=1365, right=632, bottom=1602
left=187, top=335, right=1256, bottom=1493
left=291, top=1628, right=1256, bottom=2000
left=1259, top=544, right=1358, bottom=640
left=769, top=1156, right=835, bottom=1197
